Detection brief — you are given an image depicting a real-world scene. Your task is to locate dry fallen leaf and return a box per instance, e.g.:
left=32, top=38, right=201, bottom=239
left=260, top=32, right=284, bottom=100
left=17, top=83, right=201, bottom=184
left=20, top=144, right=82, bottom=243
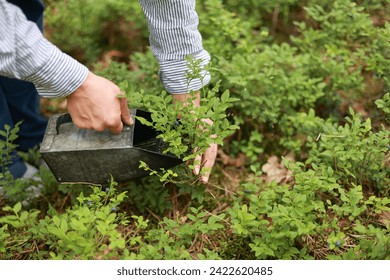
left=261, top=156, right=293, bottom=184
left=218, top=150, right=247, bottom=168
left=101, top=50, right=127, bottom=68
left=384, top=153, right=390, bottom=168
left=379, top=211, right=390, bottom=228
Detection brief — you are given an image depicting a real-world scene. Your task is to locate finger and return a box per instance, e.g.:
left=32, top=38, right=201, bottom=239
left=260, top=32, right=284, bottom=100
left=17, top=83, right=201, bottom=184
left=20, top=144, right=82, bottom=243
left=106, top=115, right=123, bottom=135
left=200, top=143, right=218, bottom=183
left=120, top=98, right=133, bottom=125
left=109, top=121, right=123, bottom=134
left=193, top=154, right=202, bottom=176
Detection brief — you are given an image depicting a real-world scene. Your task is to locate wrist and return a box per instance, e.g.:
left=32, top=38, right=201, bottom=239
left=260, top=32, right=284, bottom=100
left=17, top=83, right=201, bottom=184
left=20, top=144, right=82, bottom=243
left=171, top=92, right=201, bottom=108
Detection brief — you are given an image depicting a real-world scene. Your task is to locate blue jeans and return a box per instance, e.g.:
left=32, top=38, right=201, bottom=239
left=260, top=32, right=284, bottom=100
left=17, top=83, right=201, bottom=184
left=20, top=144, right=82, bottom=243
left=0, top=0, right=47, bottom=178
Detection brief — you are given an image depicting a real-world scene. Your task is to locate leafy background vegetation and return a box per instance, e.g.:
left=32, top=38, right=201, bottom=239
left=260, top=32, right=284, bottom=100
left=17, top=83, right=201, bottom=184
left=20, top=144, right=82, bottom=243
left=0, top=0, right=389, bottom=259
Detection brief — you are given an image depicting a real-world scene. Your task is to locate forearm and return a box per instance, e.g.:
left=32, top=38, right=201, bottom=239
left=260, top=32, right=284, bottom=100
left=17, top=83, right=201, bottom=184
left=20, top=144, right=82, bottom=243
left=0, top=0, right=88, bottom=98
left=139, top=0, right=211, bottom=94
left=139, top=0, right=216, bottom=182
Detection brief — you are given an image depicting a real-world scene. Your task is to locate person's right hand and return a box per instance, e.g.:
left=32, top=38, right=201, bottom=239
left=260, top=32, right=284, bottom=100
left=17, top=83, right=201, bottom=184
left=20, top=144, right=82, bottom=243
left=66, top=72, right=133, bottom=134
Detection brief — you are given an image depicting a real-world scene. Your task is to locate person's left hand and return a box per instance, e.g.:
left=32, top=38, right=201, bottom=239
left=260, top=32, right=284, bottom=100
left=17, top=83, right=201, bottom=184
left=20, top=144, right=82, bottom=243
left=193, top=141, right=218, bottom=184
left=172, top=93, right=218, bottom=184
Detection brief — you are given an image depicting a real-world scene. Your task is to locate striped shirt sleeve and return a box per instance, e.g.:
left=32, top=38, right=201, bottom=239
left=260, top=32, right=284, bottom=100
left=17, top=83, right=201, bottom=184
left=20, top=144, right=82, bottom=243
left=139, top=0, right=211, bottom=94
left=0, top=0, right=88, bottom=98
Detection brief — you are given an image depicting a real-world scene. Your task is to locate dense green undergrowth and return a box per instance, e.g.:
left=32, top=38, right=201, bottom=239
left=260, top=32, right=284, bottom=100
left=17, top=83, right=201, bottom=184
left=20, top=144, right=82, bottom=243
left=0, top=0, right=389, bottom=259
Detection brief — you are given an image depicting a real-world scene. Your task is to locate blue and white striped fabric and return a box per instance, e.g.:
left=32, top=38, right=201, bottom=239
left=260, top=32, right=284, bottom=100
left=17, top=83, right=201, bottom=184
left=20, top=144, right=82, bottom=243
left=0, top=0, right=210, bottom=97
left=0, top=0, right=89, bottom=97
left=139, top=0, right=211, bottom=93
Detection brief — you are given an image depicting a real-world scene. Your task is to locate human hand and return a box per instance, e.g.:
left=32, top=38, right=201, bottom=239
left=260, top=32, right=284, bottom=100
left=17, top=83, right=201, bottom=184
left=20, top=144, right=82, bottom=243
left=193, top=131, right=218, bottom=183
left=171, top=93, right=217, bottom=184
left=66, top=72, right=133, bottom=134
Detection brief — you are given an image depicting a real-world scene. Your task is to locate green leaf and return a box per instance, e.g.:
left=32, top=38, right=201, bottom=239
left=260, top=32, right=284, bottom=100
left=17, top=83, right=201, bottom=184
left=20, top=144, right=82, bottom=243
left=13, top=203, right=21, bottom=214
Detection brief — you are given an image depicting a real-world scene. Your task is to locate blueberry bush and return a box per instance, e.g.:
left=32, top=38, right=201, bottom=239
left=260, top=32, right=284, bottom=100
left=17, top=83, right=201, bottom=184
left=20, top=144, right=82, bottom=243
left=0, top=0, right=389, bottom=260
